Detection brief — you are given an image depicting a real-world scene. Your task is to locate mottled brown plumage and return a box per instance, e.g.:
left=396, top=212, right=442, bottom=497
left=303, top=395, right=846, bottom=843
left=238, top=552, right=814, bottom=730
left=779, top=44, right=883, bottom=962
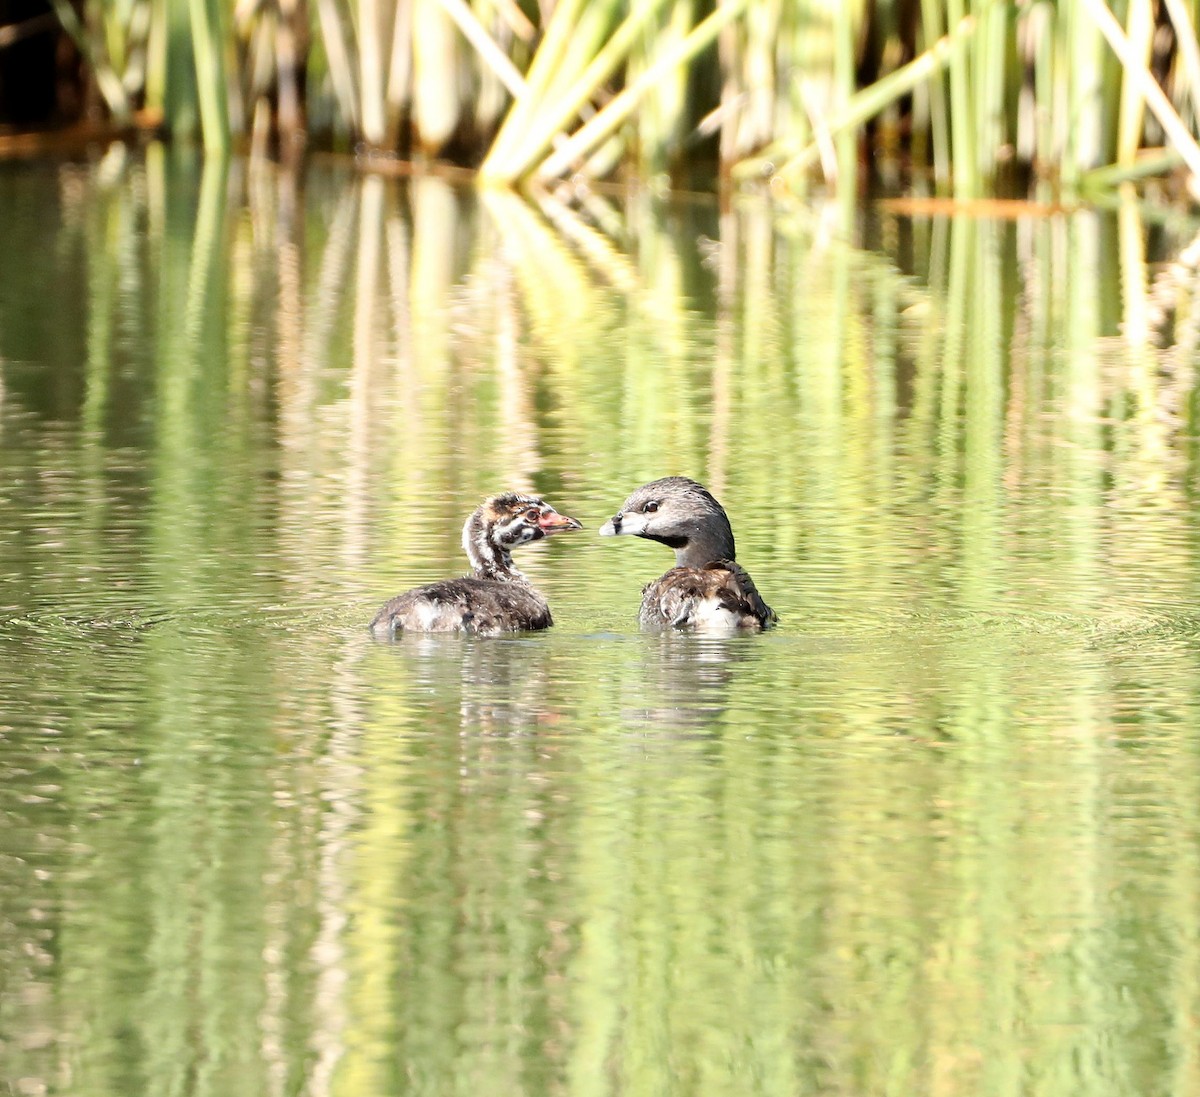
left=370, top=493, right=581, bottom=637
left=599, top=477, right=777, bottom=631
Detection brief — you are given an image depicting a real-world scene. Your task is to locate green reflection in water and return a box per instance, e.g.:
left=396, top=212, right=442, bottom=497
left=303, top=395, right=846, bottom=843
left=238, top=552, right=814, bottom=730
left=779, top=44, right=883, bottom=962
left=2, top=153, right=1200, bottom=1097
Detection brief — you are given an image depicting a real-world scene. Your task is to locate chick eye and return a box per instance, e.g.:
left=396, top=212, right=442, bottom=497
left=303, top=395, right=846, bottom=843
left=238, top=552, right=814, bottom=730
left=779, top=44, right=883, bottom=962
left=526, top=508, right=541, bottom=522
left=643, top=500, right=659, bottom=513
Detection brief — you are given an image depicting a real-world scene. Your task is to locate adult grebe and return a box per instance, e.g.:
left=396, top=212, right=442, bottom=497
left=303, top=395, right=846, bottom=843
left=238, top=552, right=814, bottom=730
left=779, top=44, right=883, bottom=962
left=599, top=477, right=776, bottom=630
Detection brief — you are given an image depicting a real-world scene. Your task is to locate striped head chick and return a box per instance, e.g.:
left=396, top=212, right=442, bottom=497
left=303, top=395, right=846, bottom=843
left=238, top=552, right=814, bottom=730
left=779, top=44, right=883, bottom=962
left=463, top=492, right=583, bottom=581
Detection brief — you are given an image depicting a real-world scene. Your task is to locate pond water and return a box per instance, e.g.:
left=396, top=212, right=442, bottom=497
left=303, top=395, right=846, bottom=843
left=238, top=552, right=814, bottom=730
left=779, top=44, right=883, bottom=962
left=3, top=149, right=1200, bottom=1096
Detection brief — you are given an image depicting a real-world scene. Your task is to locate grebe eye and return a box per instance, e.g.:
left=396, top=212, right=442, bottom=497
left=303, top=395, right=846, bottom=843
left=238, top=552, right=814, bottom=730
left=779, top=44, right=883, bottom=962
left=643, top=500, right=659, bottom=513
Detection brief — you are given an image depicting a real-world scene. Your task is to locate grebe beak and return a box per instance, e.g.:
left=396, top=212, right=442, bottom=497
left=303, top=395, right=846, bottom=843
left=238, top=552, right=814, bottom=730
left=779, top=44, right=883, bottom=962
left=600, top=511, right=649, bottom=536
left=538, top=511, right=583, bottom=533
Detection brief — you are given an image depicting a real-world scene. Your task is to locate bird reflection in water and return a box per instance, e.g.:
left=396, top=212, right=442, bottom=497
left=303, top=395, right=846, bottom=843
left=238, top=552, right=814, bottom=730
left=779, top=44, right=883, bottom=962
left=614, top=633, right=760, bottom=734
left=384, top=630, right=761, bottom=740
left=454, top=637, right=567, bottom=736
left=389, top=633, right=567, bottom=739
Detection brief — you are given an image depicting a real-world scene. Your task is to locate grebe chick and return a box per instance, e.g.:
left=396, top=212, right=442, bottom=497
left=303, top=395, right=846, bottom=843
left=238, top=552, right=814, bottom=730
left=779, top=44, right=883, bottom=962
left=370, top=493, right=582, bottom=637
left=599, top=476, right=776, bottom=631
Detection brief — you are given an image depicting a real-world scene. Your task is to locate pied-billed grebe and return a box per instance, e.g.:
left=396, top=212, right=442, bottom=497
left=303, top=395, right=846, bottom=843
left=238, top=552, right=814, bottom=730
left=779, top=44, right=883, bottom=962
left=370, top=493, right=582, bottom=637
left=599, top=476, right=776, bottom=630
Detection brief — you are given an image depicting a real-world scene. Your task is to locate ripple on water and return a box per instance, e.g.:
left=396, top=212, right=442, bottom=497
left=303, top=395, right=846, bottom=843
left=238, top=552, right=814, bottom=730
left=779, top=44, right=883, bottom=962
left=862, top=603, right=1200, bottom=646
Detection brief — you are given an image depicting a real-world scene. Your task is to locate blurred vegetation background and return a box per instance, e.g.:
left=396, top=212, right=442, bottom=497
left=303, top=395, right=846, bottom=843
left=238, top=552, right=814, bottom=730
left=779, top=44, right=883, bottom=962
left=4, top=154, right=1200, bottom=1095
left=5, top=0, right=1200, bottom=198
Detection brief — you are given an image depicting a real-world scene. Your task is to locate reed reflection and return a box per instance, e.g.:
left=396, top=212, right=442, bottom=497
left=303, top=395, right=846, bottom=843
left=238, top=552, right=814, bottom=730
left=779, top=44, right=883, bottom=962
left=5, top=157, right=1200, bottom=1097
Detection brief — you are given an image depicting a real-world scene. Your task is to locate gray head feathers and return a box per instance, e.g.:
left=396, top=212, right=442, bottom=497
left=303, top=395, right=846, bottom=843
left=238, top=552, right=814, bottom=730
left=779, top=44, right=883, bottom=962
left=599, top=476, right=736, bottom=567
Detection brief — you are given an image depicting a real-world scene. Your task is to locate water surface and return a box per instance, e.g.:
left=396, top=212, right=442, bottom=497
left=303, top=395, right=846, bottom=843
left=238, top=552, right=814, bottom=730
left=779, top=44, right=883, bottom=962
left=3, top=151, right=1200, bottom=1096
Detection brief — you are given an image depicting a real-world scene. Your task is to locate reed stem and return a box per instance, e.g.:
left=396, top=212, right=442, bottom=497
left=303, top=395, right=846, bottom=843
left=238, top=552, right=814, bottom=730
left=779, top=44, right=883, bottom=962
left=38, top=0, right=1200, bottom=200
left=736, top=10, right=984, bottom=187
left=535, top=0, right=748, bottom=182
left=188, top=0, right=231, bottom=152
left=1078, top=0, right=1200, bottom=185
left=481, top=0, right=670, bottom=184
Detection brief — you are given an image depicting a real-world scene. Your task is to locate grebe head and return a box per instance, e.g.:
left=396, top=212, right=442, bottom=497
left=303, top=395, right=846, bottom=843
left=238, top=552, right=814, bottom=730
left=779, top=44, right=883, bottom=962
left=463, top=493, right=583, bottom=577
left=599, top=477, right=735, bottom=568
